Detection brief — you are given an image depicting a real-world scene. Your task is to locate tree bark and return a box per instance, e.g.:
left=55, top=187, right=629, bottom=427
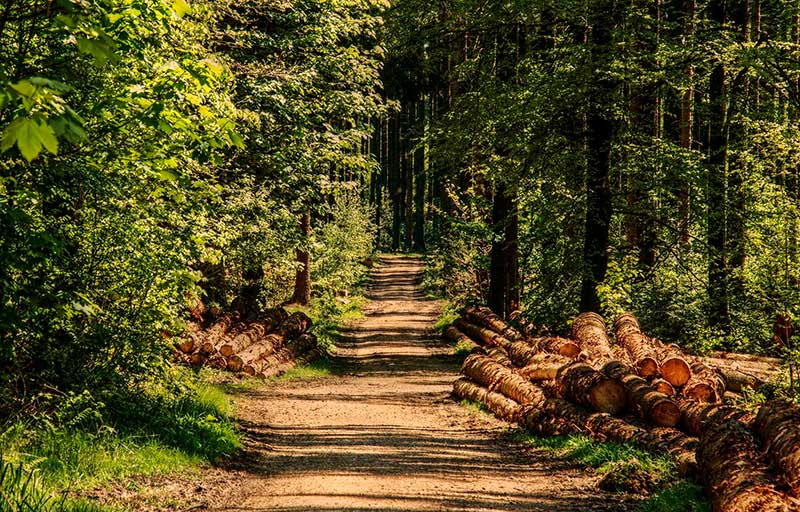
left=291, top=212, right=312, bottom=305
left=601, top=360, right=680, bottom=427
left=755, top=400, right=800, bottom=494
left=697, top=420, right=797, bottom=512
left=580, top=0, right=616, bottom=312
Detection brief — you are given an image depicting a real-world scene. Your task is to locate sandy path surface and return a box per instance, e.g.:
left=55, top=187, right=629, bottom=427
left=208, top=256, right=635, bottom=512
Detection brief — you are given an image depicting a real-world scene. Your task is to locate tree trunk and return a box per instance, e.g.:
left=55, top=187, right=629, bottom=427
left=488, top=182, right=519, bottom=318
left=580, top=0, right=616, bottom=312
left=413, top=98, right=426, bottom=252
left=707, top=0, right=731, bottom=334
left=291, top=212, right=312, bottom=305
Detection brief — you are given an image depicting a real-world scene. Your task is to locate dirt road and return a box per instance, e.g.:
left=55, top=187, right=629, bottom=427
left=205, top=256, right=634, bottom=511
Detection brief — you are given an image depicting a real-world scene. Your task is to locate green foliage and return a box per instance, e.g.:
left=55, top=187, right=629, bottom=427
left=639, top=482, right=710, bottom=512
left=511, top=430, right=708, bottom=508
left=0, top=369, right=239, bottom=498
left=0, top=459, right=106, bottom=512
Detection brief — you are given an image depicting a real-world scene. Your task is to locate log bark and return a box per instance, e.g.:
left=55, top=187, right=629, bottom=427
left=464, top=306, right=524, bottom=342
left=651, top=378, right=676, bottom=396
left=444, top=325, right=482, bottom=353
left=244, top=333, right=318, bottom=376
left=487, top=347, right=513, bottom=367
left=453, top=318, right=511, bottom=349
left=516, top=353, right=573, bottom=381
left=649, top=338, right=692, bottom=387
left=697, top=420, right=798, bottom=512
left=557, top=362, right=627, bottom=415
left=228, top=334, right=282, bottom=373
left=461, top=354, right=548, bottom=406
left=452, top=378, right=521, bottom=422
left=219, top=324, right=269, bottom=358
left=755, top=400, right=800, bottom=494
left=532, top=336, right=583, bottom=358
left=519, top=400, right=697, bottom=476
left=684, top=361, right=726, bottom=403
left=601, top=360, right=680, bottom=427
left=571, top=312, right=615, bottom=361
left=613, top=313, right=660, bottom=377
left=715, top=367, right=766, bottom=393
left=677, top=397, right=753, bottom=437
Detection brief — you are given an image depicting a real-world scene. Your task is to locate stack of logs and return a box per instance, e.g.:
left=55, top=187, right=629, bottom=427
left=174, top=308, right=321, bottom=379
left=447, top=307, right=800, bottom=512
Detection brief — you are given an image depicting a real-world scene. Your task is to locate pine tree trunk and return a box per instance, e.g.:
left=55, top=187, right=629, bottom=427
left=580, top=0, right=616, bottom=312
left=291, top=212, right=311, bottom=305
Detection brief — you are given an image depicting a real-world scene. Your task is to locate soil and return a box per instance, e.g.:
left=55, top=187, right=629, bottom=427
left=99, top=256, right=639, bottom=511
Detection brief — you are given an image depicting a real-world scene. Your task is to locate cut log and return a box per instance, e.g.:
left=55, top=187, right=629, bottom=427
left=452, top=378, right=521, bottom=422
left=684, top=361, right=726, bottom=403
left=444, top=325, right=482, bottom=352
left=676, top=397, right=754, bottom=437
left=516, top=353, right=573, bottom=381
left=646, top=339, right=691, bottom=387
left=189, top=352, right=207, bottom=366
left=176, top=332, right=197, bottom=354
left=461, top=354, right=548, bottom=406
left=570, top=312, right=615, bottom=362
left=519, top=400, right=697, bottom=476
left=613, top=313, right=660, bottom=378
left=486, top=347, right=512, bottom=367
left=453, top=318, right=511, bottom=349
left=755, top=400, right=800, bottom=494
left=282, top=311, right=313, bottom=338
left=698, top=420, right=798, bottom=512
left=219, top=325, right=268, bottom=358
left=709, top=351, right=782, bottom=366
left=533, top=337, right=582, bottom=358
left=601, top=360, right=680, bottom=427
left=206, top=352, right=228, bottom=370
left=650, top=378, right=676, bottom=397
left=244, top=333, right=318, bottom=376
left=556, top=362, right=627, bottom=415
left=715, top=367, right=766, bottom=393
left=464, top=306, right=524, bottom=342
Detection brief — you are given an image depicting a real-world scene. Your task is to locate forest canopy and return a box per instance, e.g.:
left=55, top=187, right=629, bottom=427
left=3, top=0, right=800, bottom=415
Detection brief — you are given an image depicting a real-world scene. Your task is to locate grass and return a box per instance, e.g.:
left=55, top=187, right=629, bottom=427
left=434, top=303, right=459, bottom=333
left=459, top=399, right=491, bottom=416
left=273, top=356, right=334, bottom=381
left=510, top=430, right=709, bottom=511
left=0, top=369, right=241, bottom=511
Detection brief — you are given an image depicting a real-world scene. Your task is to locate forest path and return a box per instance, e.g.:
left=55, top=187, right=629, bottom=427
left=207, top=256, right=635, bottom=512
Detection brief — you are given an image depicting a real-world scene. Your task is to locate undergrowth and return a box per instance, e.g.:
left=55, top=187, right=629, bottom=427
left=511, top=430, right=709, bottom=511
left=0, top=368, right=240, bottom=511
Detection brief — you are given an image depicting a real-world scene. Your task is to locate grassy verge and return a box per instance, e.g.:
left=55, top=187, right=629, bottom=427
left=510, top=430, right=709, bottom=512
left=0, top=368, right=240, bottom=511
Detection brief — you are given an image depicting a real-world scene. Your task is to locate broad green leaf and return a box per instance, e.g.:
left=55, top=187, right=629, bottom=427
left=1, top=118, right=23, bottom=152
left=16, top=119, right=43, bottom=161
left=35, top=121, right=58, bottom=155
left=10, top=80, right=35, bottom=97
left=173, top=0, right=191, bottom=17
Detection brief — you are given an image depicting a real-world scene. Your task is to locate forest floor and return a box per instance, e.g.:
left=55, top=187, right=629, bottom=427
left=98, top=256, right=640, bottom=511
